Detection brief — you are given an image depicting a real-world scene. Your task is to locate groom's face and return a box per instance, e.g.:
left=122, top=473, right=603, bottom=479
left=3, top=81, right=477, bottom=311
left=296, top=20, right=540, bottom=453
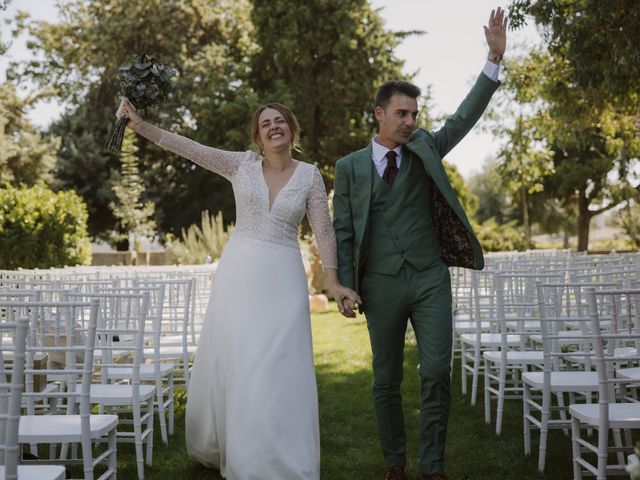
left=375, top=94, right=418, bottom=147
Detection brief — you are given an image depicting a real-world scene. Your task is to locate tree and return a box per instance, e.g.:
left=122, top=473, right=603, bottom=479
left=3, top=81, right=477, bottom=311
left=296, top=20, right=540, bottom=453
left=509, top=0, right=640, bottom=101
left=468, top=157, right=511, bottom=225
left=487, top=49, right=640, bottom=251
left=250, top=0, right=413, bottom=175
left=12, top=0, right=258, bottom=237
left=0, top=81, right=60, bottom=185
left=109, top=130, right=156, bottom=251
left=443, top=160, right=477, bottom=219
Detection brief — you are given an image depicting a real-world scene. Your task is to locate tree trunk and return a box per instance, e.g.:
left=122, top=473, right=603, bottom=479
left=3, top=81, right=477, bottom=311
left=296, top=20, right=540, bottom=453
left=577, top=189, right=591, bottom=251
left=521, top=183, right=531, bottom=250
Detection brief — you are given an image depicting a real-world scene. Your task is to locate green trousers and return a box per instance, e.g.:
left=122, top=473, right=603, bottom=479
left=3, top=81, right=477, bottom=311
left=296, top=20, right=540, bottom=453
left=361, top=259, right=452, bottom=475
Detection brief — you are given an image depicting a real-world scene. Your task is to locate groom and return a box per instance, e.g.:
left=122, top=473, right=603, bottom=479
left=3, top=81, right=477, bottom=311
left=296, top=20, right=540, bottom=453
left=332, top=7, right=507, bottom=480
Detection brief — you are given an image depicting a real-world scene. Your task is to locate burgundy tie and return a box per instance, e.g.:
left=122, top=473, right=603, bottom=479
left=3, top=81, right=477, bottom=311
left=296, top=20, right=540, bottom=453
left=382, top=150, right=398, bottom=187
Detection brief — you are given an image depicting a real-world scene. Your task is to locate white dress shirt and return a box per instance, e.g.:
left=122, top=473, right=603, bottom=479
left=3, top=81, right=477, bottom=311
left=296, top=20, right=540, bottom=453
left=371, top=61, right=500, bottom=177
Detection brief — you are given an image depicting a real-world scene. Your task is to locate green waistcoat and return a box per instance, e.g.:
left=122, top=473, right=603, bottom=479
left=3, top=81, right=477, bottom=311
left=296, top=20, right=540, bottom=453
left=365, top=150, right=441, bottom=275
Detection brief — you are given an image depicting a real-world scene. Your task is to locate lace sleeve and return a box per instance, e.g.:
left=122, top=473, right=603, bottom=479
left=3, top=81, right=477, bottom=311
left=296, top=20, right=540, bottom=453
left=136, top=122, right=244, bottom=179
left=306, top=166, right=338, bottom=270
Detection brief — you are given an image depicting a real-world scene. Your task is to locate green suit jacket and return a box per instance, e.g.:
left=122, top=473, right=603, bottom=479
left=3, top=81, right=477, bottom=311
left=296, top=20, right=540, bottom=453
left=333, top=73, right=500, bottom=292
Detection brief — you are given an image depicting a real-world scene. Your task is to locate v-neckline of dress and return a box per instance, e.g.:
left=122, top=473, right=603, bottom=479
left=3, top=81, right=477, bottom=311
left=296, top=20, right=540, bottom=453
left=260, top=158, right=302, bottom=214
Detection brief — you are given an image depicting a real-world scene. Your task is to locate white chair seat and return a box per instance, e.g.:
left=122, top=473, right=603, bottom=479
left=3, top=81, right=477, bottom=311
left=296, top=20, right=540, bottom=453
left=506, top=320, right=540, bottom=331
left=617, top=367, right=640, bottom=381
left=565, top=346, right=638, bottom=364
left=19, top=414, right=118, bottom=442
left=157, top=334, right=194, bottom=344
left=107, top=363, right=175, bottom=380
left=144, top=345, right=197, bottom=357
left=522, top=371, right=599, bottom=392
left=529, top=330, right=583, bottom=344
left=84, top=384, right=155, bottom=405
left=0, top=465, right=66, bottom=480
left=454, top=321, right=492, bottom=332
left=483, top=350, right=544, bottom=365
left=460, top=333, right=520, bottom=347
left=569, top=402, right=640, bottom=429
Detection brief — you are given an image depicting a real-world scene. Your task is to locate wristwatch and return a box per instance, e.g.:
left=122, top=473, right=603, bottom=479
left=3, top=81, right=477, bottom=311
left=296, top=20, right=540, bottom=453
left=488, top=51, right=503, bottom=64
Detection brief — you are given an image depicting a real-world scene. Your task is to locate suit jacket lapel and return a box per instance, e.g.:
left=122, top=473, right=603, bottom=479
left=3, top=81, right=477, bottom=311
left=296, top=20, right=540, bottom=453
left=353, top=144, right=373, bottom=261
left=353, top=144, right=373, bottom=218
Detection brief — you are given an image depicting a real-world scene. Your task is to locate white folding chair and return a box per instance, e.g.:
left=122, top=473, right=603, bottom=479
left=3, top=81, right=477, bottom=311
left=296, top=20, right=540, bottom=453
left=99, top=284, right=175, bottom=446
left=570, top=287, right=640, bottom=480
left=9, top=300, right=119, bottom=480
left=0, top=308, right=65, bottom=480
left=67, top=291, right=155, bottom=479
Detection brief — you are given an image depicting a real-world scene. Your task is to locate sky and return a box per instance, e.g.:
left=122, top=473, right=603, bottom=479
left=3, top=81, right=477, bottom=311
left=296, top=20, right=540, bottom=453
left=0, top=0, right=542, bottom=178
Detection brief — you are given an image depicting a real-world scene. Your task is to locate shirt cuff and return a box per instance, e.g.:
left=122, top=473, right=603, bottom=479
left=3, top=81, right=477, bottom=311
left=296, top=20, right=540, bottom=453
left=482, top=60, right=500, bottom=82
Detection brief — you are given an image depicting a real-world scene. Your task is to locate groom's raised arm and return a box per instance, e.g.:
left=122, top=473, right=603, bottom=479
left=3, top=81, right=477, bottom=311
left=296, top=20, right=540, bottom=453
left=431, top=6, right=507, bottom=158
left=332, top=159, right=356, bottom=292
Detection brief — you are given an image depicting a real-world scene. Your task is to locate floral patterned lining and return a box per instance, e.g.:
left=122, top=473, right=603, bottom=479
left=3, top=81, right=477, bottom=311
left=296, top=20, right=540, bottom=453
left=432, top=185, right=477, bottom=269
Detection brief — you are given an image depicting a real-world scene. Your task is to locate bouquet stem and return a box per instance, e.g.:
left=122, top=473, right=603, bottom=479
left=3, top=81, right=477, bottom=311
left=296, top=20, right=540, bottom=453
left=104, top=117, right=129, bottom=153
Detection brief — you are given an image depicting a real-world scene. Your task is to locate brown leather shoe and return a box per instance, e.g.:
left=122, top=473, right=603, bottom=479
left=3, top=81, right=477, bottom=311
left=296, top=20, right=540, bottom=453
left=422, top=474, right=448, bottom=480
left=385, top=465, right=408, bottom=480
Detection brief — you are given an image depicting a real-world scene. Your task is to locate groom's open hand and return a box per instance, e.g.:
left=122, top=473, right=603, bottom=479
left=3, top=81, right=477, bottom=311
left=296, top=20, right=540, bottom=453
left=484, top=6, right=507, bottom=59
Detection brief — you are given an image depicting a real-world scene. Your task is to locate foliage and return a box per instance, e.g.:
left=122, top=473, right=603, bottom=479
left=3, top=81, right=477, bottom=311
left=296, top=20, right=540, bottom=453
left=117, top=54, right=177, bottom=113
left=475, top=217, right=526, bottom=252
left=0, top=82, right=60, bottom=186
left=468, top=157, right=511, bottom=225
left=506, top=1, right=640, bottom=251
left=105, top=54, right=178, bottom=153
left=109, top=130, right=156, bottom=250
left=487, top=49, right=640, bottom=251
left=166, top=210, right=234, bottom=265
left=0, top=183, right=91, bottom=269
left=442, top=160, right=477, bottom=219
left=12, top=0, right=258, bottom=237
left=508, top=0, right=640, bottom=101
left=250, top=0, right=413, bottom=177
left=0, top=2, right=8, bottom=55
left=613, top=197, right=640, bottom=250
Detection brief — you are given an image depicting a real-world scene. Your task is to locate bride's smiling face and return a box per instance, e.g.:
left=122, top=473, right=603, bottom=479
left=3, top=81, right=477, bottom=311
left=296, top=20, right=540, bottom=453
left=258, top=108, right=292, bottom=152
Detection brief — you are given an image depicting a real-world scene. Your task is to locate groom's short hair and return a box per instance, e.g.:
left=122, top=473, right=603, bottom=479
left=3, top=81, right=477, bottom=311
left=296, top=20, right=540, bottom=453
left=375, top=80, right=421, bottom=111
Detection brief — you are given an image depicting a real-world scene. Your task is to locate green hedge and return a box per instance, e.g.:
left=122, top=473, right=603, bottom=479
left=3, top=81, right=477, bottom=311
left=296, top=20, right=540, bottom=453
left=475, top=217, right=526, bottom=252
left=0, top=184, right=92, bottom=269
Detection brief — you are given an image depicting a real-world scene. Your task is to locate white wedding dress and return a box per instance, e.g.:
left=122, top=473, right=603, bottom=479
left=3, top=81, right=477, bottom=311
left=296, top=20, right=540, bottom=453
left=152, top=130, right=337, bottom=480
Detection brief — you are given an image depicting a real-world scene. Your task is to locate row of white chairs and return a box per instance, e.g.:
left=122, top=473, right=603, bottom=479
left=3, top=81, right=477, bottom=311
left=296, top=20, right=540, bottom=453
left=0, top=269, right=209, bottom=479
left=451, top=250, right=640, bottom=479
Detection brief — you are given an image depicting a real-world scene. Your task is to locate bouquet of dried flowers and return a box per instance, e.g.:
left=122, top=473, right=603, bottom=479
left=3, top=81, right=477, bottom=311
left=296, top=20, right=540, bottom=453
left=105, top=54, right=176, bottom=153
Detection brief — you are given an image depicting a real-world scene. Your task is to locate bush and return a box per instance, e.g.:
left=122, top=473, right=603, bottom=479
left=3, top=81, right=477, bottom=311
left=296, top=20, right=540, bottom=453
left=475, top=217, right=527, bottom=252
left=166, top=210, right=234, bottom=265
left=0, top=184, right=92, bottom=269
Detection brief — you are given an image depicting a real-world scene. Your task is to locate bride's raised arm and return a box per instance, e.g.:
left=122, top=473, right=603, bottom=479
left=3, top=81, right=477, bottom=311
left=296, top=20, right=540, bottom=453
left=116, top=97, right=244, bottom=180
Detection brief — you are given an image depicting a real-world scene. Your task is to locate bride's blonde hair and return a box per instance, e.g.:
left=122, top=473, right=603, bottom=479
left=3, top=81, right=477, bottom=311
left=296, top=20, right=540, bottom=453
left=250, top=103, right=302, bottom=154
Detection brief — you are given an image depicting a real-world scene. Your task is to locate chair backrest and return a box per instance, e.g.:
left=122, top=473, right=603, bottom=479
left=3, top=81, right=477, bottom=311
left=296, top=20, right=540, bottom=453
left=0, top=300, right=100, bottom=418
left=585, top=287, right=640, bottom=427
left=66, top=291, right=150, bottom=390
left=0, top=310, right=29, bottom=480
left=134, top=278, right=193, bottom=344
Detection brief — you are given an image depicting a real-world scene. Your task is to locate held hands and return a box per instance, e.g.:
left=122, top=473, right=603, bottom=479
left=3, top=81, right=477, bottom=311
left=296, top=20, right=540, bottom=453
left=483, top=6, right=508, bottom=60
left=328, top=284, right=362, bottom=319
left=115, top=97, right=143, bottom=130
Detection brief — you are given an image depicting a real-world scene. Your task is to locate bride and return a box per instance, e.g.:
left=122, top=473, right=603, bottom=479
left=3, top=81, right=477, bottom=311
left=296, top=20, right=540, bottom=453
left=116, top=98, right=360, bottom=479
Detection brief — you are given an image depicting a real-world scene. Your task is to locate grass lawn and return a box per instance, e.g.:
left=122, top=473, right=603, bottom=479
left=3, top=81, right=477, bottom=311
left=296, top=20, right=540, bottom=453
left=110, top=305, right=576, bottom=479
